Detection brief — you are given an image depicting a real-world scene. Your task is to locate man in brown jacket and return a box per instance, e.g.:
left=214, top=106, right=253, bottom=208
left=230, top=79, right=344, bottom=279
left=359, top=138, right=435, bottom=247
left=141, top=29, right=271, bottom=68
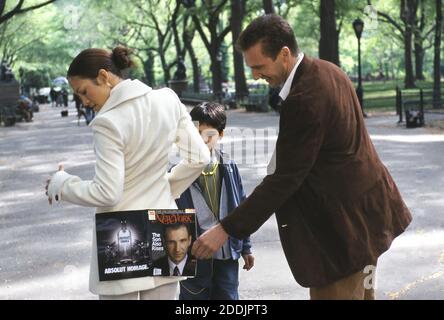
left=192, top=14, right=412, bottom=300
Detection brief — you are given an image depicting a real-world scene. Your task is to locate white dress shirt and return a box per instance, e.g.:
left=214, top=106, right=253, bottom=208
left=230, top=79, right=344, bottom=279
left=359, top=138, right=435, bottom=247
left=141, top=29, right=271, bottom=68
left=168, top=255, right=188, bottom=276
left=268, top=53, right=304, bottom=176
left=278, top=52, right=304, bottom=101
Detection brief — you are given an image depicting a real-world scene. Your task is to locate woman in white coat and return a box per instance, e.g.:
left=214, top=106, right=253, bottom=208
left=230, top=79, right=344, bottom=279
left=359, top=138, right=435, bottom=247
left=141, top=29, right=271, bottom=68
left=45, top=46, right=210, bottom=299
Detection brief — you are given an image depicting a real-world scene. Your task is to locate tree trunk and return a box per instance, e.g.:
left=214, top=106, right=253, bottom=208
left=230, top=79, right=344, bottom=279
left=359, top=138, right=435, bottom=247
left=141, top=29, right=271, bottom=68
left=159, top=49, right=170, bottom=85
left=231, top=0, right=248, bottom=99
left=319, top=0, right=340, bottom=66
left=211, top=45, right=223, bottom=101
left=414, top=39, right=425, bottom=80
left=433, top=0, right=442, bottom=108
left=263, top=0, right=275, bottom=14
left=414, top=0, right=425, bottom=80
left=171, top=0, right=182, bottom=58
left=221, top=42, right=229, bottom=82
left=183, top=27, right=200, bottom=93
left=0, top=0, right=56, bottom=25
left=144, top=51, right=155, bottom=86
left=402, top=0, right=417, bottom=88
left=191, top=0, right=230, bottom=98
left=404, top=27, right=416, bottom=88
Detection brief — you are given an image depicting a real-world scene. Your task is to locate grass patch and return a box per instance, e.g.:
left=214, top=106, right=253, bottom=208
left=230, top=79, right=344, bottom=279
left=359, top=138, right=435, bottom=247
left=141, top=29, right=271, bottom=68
left=361, top=80, right=444, bottom=113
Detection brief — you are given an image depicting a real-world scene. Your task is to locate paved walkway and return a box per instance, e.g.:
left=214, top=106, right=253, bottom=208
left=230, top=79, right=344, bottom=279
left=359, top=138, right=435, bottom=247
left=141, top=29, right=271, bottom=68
left=0, top=103, right=443, bottom=299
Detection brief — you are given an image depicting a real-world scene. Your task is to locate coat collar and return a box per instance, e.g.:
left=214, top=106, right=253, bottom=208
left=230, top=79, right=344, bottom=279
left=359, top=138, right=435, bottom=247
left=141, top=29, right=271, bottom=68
left=289, top=55, right=313, bottom=92
left=279, top=53, right=304, bottom=101
left=96, top=79, right=152, bottom=116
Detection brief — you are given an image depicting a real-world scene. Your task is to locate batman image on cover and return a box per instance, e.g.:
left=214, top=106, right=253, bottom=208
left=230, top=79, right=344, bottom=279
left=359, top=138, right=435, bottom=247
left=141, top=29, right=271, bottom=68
left=96, top=211, right=152, bottom=281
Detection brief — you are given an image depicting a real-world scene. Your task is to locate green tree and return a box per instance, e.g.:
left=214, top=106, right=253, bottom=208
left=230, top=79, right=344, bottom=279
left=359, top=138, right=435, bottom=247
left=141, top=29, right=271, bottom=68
left=413, top=0, right=436, bottom=81
left=319, top=0, right=339, bottom=65
left=0, top=0, right=56, bottom=25
left=190, top=0, right=231, bottom=99
left=368, top=0, right=417, bottom=88
left=230, top=0, right=248, bottom=99
left=2, top=2, right=74, bottom=85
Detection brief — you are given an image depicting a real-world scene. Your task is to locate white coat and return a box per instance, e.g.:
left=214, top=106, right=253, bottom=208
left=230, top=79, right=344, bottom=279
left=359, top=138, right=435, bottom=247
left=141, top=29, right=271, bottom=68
left=47, top=79, right=210, bottom=295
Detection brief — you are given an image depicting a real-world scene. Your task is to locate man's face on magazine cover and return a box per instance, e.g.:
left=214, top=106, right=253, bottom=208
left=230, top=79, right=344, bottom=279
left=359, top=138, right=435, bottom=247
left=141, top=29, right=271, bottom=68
left=165, top=226, right=192, bottom=264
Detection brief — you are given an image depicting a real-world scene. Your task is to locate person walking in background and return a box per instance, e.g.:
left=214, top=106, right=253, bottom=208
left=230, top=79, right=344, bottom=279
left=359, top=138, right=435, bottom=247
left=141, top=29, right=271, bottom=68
left=55, top=89, right=63, bottom=107
left=74, top=93, right=86, bottom=125
left=73, top=93, right=83, bottom=114
left=45, top=46, right=210, bottom=300
left=62, top=88, right=68, bottom=107
left=50, top=87, right=56, bottom=107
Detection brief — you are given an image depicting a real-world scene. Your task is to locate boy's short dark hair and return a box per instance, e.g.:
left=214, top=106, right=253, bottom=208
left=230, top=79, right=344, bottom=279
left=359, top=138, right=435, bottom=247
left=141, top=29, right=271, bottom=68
left=190, top=102, right=226, bottom=134
left=235, top=14, right=299, bottom=60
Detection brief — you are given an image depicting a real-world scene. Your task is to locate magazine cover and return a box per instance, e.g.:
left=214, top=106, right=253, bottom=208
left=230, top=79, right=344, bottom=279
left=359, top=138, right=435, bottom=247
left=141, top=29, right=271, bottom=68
left=95, top=209, right=197, bottom=281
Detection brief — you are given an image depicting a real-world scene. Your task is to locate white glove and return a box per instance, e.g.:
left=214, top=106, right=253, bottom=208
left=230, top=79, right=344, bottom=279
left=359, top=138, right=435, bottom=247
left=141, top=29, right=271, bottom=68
left=47, top=170, right=71, bottom=204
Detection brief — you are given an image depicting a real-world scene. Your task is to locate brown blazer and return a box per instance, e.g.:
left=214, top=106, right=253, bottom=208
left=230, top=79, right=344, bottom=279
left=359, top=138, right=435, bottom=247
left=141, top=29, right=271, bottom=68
left=220, top=56, right=412, bottom=288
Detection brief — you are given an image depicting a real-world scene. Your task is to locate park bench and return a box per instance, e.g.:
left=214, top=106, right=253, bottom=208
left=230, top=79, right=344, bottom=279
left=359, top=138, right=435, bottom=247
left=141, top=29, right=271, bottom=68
left=180, top=91, right=214, bottom=106
left=238, top=92, right=269, bottom=112
left=396, top=87, right=426, bottom=128
left=180, top=91, right=238, bottom=110
left=180, top=89, right=269, bottom=112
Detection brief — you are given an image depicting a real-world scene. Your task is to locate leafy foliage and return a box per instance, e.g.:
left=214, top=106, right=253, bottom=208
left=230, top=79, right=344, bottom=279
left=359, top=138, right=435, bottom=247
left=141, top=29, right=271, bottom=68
left=0, top=0, right=441, bottom=98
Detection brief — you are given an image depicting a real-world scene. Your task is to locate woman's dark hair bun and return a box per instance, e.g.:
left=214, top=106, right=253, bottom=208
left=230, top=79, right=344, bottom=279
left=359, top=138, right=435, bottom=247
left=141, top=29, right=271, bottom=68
left=111, top=46, right=134, bottom=70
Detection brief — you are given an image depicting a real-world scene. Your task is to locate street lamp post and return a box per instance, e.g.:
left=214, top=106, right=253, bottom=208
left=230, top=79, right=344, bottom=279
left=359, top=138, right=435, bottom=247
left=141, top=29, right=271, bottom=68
left=353, top=18, right=367, bottom=117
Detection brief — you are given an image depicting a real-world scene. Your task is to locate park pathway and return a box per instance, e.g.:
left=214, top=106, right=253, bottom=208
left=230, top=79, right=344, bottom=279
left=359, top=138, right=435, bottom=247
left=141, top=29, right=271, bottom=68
left=0, top=103, right=443, bottom=299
